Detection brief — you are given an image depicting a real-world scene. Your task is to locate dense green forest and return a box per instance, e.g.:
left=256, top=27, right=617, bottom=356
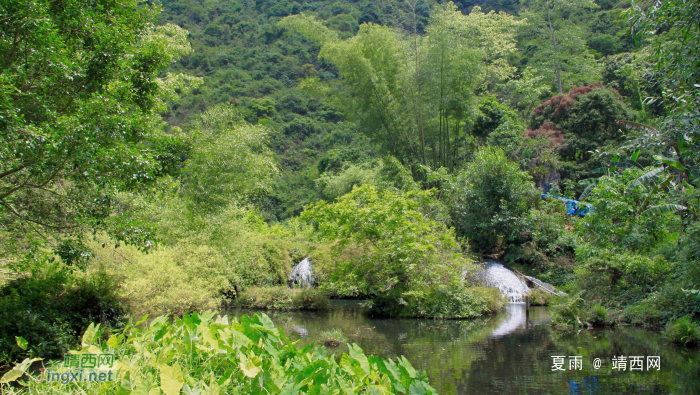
left=1, top=0, right=699, bottom=392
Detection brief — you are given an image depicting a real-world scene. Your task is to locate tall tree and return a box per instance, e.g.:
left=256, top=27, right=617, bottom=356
left=0, top=0, right=196, bottom=254
left=519, top=0, right=601, bottom=94
left=280, top=3, right=521, bottom=170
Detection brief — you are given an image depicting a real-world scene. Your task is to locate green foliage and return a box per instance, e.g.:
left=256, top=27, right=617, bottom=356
left=530, top=85, right=635, bottom=190
left=0, top=264, right=123, bottom=372
left=630, top=0, right=700, bottom=120
left=317, top=328, right=348, bottom=348
left=470, top=96, right=522, bottom=138
left=664, top=316, right=700, bottom=346
left=633, top=0, right=700, bottom=173
left=87, top=197, right=337, bottom=318
left=237, top=286, right=329, bottom=311
left=316, top=157, right=419, bottom=200
left=0, top=0, right=197, bottom=251
left=576, top=168, right=678, bottom=253
left=575, top=250, right=672, bottom=309
left=505, top=198, right=577, bottom=286
left=87, top=236, right=231, bottom=318
left=518, top=0, right=601, bottom=94
left=303, top=184, right=477, bottom=316
left=181, top=104, right=278, bottom=210
left=393, top=286, right=505, bottom=319
left=567, top=171, right=699, bottom=326
left=281, top=4, right=522, bottom=169
left=527, top=289, right=551, bottom=306
left=550, top=294, right=584, bottom=327
left=586, top=304, right=609, bottom=327
left=446, top=147, right=538, bottom=252
left=2, top=312, right=437, bottom=394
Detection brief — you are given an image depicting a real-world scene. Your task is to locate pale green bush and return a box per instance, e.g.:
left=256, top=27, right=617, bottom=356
left=87, top=238, right=229, bottom=317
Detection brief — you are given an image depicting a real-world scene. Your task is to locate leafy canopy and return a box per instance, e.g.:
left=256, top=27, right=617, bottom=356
left=181, top=105, right=278, bottom=211
left=0, top=0, right=197, bottom=253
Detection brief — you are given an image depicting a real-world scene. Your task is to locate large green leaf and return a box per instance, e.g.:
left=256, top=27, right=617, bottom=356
left=0, top=358, right=42, bottom=384
left=0, top=368, right=24, bottom=384
left=82, top=322, right=100, bottom=347
left=578, top=183, right=597, bottom=201
left=280, top=380, right=304, bottom=395
left=408, top=381, right=427, bottom=395
left=239, top=353, right=262, bottom=378
left=348, top=343, right=370, bottom=376
left=641, top=204, right=687, bottom=216
left=160, top=363, right=184, bottom=395
left=625, top=167, right=664, bottom=193
left=655, top=155, right=688, bottom=171
left=398, top=356, right=417, bottom=379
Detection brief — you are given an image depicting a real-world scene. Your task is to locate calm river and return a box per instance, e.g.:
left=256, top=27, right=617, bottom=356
left=230, top=301, right=699, bottom=394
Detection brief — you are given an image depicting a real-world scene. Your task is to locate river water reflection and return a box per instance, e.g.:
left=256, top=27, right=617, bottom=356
left=229, top=301, right=699, bottom=394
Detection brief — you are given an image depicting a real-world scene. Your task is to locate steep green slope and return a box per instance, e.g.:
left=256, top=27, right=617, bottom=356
left=156, top=0, right=642, bottom=218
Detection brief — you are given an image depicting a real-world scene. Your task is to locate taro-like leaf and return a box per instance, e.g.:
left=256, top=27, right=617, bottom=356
left=159, top=363, right=184, bottom=395
left=239, top=353, right=262, bottom=378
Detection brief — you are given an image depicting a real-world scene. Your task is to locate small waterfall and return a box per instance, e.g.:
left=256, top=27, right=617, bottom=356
left=289, top=258, right=314, bottom=288
left=484, top=261, right=530, bottom=303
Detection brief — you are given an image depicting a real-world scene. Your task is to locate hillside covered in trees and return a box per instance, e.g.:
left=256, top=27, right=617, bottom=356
left=1, top=0, right=699, bottom=392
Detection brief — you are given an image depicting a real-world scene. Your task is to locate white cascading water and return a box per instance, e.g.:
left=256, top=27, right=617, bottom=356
left=289, top=257, right=314, bottom=288
left=484, top=261, right=530, bottom=303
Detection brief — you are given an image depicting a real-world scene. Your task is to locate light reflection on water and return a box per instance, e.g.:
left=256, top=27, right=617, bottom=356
left=228, top=301, right=700, bottom=394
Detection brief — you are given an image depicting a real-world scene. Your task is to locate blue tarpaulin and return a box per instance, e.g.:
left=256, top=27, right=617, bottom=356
left=541, top=194, right=592, bottom=216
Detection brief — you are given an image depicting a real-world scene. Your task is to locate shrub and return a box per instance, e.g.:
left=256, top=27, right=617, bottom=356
left=237, top=286, right=329, bottom=310
left=550, top=294, right=584, bottom=328
left=587, top=304, right=609, bottom=327
left=303, top=184, right=476, bottom=317
left=181, top=104, right=277, bottom=211
left=0, top=264, right=123, bottom=372
left=528, top=289, right=551, bottom=306
left=664, top=317, right=700, bottom=346
left=575, top=168, right=678, bottom=254
left=87, top=239, right=230, bottom=318
left=317, top=328, right=348, bottom=348
left=95, top=202, right=334, bottom=317
left=1, top=312, right=437, bottom=394
left=529, top=85, right=634, bottom=188
left=368, top=285, right=505, bottom=319
left=574, top=249, right=672, bottom=312
left=505, top=199, right=577, bottom=287
left=470, top=95, right=522, bottom=138
left=445, top=147, right=538, bottom=253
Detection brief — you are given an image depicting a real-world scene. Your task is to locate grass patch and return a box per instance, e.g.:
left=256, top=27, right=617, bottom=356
left=586, top=304, right=611, bottom=327
left=664, top=316, right=700, bottom=346
left=237, top=286, right=329, bottom=310
left=318, top=328, right=348, bottom=348
left=528, top=289, right=551, bottom=306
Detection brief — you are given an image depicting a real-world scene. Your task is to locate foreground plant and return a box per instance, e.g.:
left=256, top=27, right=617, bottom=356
left=1, top=311, right=436, bottom=394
